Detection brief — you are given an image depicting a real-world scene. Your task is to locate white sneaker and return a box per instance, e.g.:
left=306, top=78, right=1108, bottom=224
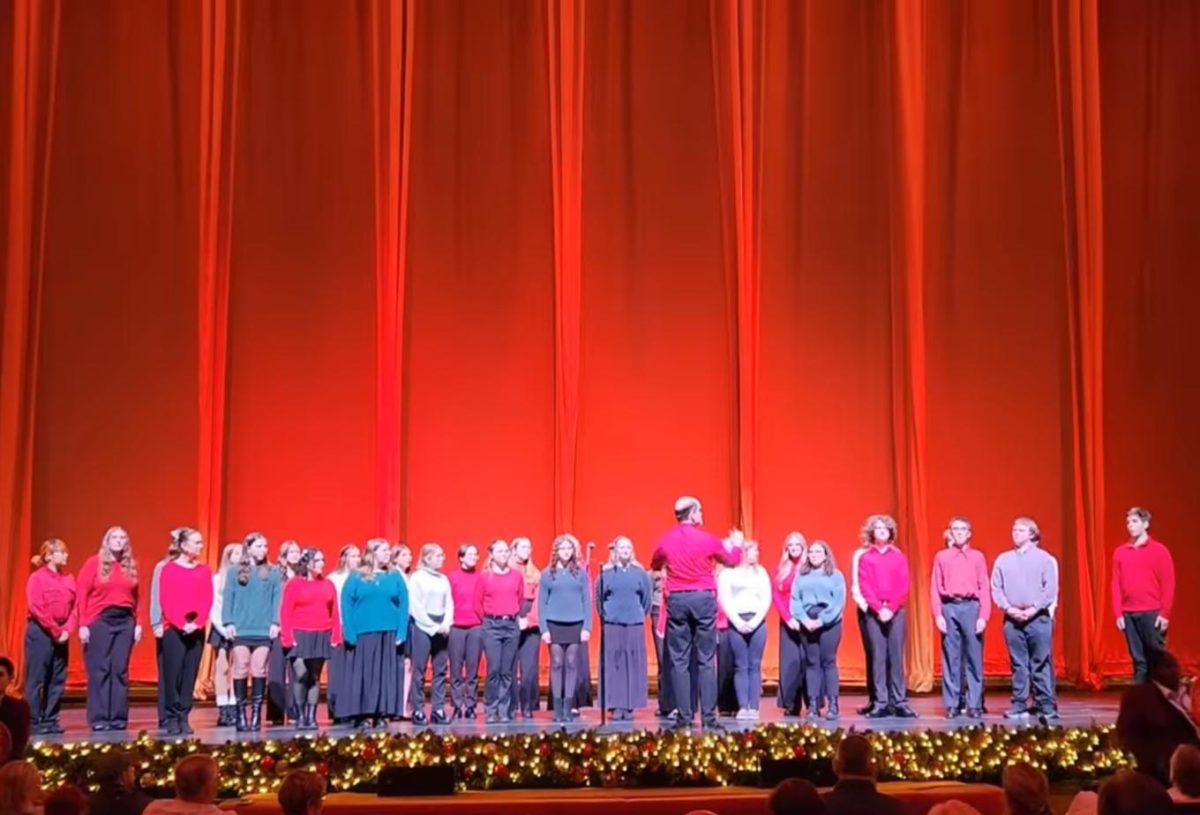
left=735, top=709, right=751, bottom=720
left=746, top=709, right=760, bottom=721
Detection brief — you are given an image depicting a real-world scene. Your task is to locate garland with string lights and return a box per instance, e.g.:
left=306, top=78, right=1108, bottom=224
left=28, top=724, right=1131, bottom=795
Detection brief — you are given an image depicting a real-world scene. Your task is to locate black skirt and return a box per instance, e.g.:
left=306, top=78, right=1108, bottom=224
left=207, top=627, right=232, bottom=650
left=233, top=636, right=271, bottom=650
left=602, top=622, right=648, bottom=709
left=328, top=643, right=348, bottom=719
left=547, top=621, right=583, bottom=645
left=342, top=631, right=404, bottom=719
left=291, top=629, right=333, bottom=660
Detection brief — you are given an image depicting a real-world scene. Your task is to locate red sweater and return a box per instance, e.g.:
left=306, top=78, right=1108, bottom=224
left=475, top=568, right=523, bottom=618
left=650, top=524, right=742, bottom=592
left=26, top=567, right=78, bottom=638
left=449, top=569, right=482, bottom=626
left=858, top=545, right=910, bottom=614
left=773, top=562, right=802, bottom=622
left=76, top=554, right=140, bottom=627
left=159, top=561, right=214, bottom=632
left=1111, top=538, right=1176, bottom=619
left=519, top=568, right=541, bottom=630
left=279, top=577, right=342, bottom=647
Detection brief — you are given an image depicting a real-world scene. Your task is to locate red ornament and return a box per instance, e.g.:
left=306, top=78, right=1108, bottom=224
left=260, top=756, right=276, bottom=771
left=582, top=744, right=594, bottom=759
left=362, top=743, right=378, bottom=760
left=792, top=745, right=806, bottom=758
left=539, top=743, right=552, bottom=757
left=315, top=762, right=329, bottom=776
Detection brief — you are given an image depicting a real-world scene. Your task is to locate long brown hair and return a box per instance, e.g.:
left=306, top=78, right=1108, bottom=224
left=358, top=539, right=391, bottom=582
left=798, top=540, right=837, bottom=576
left=859, top=514, right=898, bottom=548
left=237, top=532, right=271, bottom=586
left=277, top=540, right=301, bottom=581
left=98, top=526, right=137, bottom=581
left=31, top=538, right=67, bottom=570
left=546, top=534, right=581, bottom=578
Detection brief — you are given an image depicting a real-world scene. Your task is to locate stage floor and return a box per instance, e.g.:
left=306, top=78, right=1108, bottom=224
left=36, top=691, right=1120, bottom=745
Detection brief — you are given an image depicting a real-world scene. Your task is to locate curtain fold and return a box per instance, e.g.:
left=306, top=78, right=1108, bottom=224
left=547, top=0, right=585, bottom=535
left=371, top=0, right=416, bottom=542
left=1, top=0, right=60, bottom=668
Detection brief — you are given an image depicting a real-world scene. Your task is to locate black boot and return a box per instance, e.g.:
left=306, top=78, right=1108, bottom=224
left=234, top=680, right=250, bottom=732
left=250, top=678, right=265, bottom=731
left=553, top=699, right=565, bottom=723
left=302, top=704, right=318, bottom=731
left=826, top=699, right=840, bottom=721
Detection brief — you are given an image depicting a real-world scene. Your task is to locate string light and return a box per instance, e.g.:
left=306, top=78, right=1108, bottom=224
left=27, top=724, right=1131, bottom=795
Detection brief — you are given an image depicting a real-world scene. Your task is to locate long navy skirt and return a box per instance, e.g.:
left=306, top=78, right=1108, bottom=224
left=601, top=622, right=648, bottom=710
left=342, top=632, right=403, bottom=720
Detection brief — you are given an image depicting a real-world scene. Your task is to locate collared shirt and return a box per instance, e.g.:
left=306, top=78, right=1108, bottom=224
left=930, top=544, right=991, bottom=621
left=650, top=524, right=742, bottom=593
left=857, top=544, right=910, bottom=614
left=990, top=544, right=1058, bottom=612
left=1111, top=537, right=1175, bottom=619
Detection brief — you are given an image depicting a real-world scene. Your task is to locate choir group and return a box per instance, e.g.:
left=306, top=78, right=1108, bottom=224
left=18, top=500, right=1174, bottom=736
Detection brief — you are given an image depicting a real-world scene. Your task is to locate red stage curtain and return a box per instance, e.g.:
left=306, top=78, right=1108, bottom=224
left=2, top=0, right=1198, bottom=686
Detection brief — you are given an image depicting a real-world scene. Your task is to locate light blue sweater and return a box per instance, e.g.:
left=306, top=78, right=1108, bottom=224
left=790, top=569, right=846, bottom=627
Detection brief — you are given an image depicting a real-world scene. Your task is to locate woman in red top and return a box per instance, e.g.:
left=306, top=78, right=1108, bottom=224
left=157, top=527, right=214, bottom=735
left=511, top=537, right=541, bottom=718
left=77, top=526, right=142, bottom=732
left=774, top=532, right=808, bottom=716
left=279, top=548, right=341, bottom=731
left=24, top=539, right=77, bottom=735
left=447, top=544, right=483, bottom=720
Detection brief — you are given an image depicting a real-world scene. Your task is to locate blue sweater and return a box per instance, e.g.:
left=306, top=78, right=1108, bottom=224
left=595, top=565, right=652, bottom=625
left=342, top=570, right=409, bottom=646
left=222, top=565, right=283, bottom=638
left=790, top=569, right=847, bottom=627
left=538, top=567, right=592, bottom=633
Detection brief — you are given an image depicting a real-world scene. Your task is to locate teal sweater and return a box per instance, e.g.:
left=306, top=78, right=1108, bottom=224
left=342, top=570, right=409, bottom=647
left=790, top=569, right=846, bottom=627
left=222, top=565, right=283, bottom=638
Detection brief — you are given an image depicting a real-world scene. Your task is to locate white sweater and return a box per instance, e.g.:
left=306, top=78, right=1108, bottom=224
left=717, top=566, right=772, bottom=630
left=408, top=568, right=454, bottom=636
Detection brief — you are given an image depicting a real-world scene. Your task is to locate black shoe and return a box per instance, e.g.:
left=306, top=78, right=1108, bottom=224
left=702, top=718, right=725, bottom=732
left=182, top=721, right=195, bottom=735
left=655, top=709, right=673, bottom=719
left=485, top=713, right=498, bottom=724
left=464, top=707, right=477, bottom=720
left=670, top=719, right=692, bottom=732
left=431, top=710, right=450, bottom=725
left=91, top=723, right=110, bottom=732
left=1004, top=708, right=1030, bottom=720
left=356, top=718, right=373, bottom=731
left=1038, top=709, right=1061, bottom=721
left=856, top=703, right=875, bottom=715
left=412, top=710, right=427, bottom=726
left=166, top=722, right=183, bottom=736
left=893, top=706, right=918, bottom=719
left=945, top=707, right=962, bottom=720
left=865, top=706, right=893, bottom=719
left=825, top=700, right=840, bottom=720
left=110, top=722, right=128, bottom=731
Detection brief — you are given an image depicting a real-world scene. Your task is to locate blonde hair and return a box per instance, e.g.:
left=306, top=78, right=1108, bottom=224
left=511, top=536, right=540, bottom=582
left=859, top=514, right=898, bottom=547
left=483, top=538, right=510, bottom=572
left=418, top=543, right=444, bottom=571
left=32, top=538, right=67, bottom=569
left=335, top=544, right=361, bottom=572
left=359, top=539, right=391, bottom=581
left=775, top=532, right=808, bottom=586
left=0, top=761, right=43, bottom=814
left=98, top=526, right=137, bottom=581
left=1014, top=517, right=1042, bottom=543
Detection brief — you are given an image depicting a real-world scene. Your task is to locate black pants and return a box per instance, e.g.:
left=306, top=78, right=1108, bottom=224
left=161, top=628, right=204, bottom=727
left=802, top=620, right=842, bottom=706
left=716, top=627, right=738, bottom=713
left=482, top=617, right=519, bottom=718
left=410, top=627, right=450, bottom=713
left=940, top=599, right=983, bottom=710
left=865, top=608, right=907, bottom=708
left=666, top=590, right=718, bottom=723
left=856, top=607, right=875, bottom=706
left=1122, top=610, right=1165, bottom=684
left=155, top=635, right=168, bottom=726
left=512, top=627, right=541, bottom=714
left=777, top=622, right=805, bottom=712
left=267, top=637, right=293, bottom=724
left=1004, top=613, right=1056, bottom=713
left=84, top=607, right=135, bottom=727
left=449, top=625, right=483, bottom=713
left=23, top=621, right=67, bottom=728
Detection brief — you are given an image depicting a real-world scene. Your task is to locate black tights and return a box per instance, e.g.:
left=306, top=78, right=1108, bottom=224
left=550, top=643, right=580, bottom=703
left=291, top=657, right=325, bottom=708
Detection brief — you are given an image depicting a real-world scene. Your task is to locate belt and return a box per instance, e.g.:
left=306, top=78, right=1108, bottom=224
left=941, top=596, right=980, bottom=604
left=485, top=614, right=517, bottom=622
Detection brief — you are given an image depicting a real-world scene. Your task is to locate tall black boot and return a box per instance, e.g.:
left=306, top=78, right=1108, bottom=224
left=250, top=678, right=266, bottom=731
left=234, top=680, right=249, bottom=732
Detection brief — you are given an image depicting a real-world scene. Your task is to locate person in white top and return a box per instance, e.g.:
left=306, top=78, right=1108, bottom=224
left=325, top=544, right=361, bottom=723
left=849, top=541, right=874, bottom=714
left=207, top=543, right=243, bottom=728
left=143, top=754, right=223, bottom=815
left=407, top=543, right=455, bottom=726
left=717, top=539, right=772, bottom=719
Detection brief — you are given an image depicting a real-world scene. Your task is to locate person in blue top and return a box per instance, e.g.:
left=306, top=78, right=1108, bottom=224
left=341, top=539, right=409, bottom=730
left=222, top=532, right=282, bottom=732
left=538, top=534, right=592, bottom=723
left=596, top=536, right=653, bottom=721
left=790, top=540, right=846, bottom=721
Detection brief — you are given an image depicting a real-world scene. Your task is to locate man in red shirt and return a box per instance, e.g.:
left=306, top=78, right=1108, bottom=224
left=650, top=496, right=742, bottom=731
left=1112, top=506, right=1176, bottom=683
left=930, top=516, right=990, bottom=719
